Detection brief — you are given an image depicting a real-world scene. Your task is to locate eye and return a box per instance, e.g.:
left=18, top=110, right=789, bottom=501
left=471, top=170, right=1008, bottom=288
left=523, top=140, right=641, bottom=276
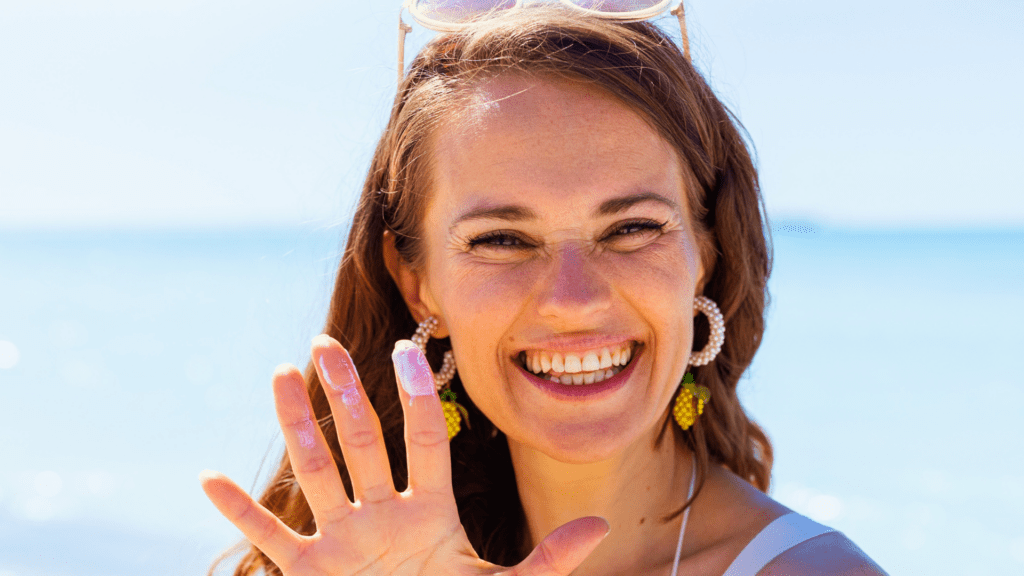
left=466, top=219, right=667, bottom=251
left=608, top=219, right=666, bottom=239
left=466, top=230, right=529, bottom=250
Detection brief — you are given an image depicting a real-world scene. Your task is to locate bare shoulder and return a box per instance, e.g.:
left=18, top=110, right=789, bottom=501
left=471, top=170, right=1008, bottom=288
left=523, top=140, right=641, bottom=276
left=756, top=531, right=889, bottom=576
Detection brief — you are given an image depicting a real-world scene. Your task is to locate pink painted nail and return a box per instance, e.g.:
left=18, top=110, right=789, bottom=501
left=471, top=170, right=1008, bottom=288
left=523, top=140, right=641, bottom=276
left=392, top=340, right=435, bottom=402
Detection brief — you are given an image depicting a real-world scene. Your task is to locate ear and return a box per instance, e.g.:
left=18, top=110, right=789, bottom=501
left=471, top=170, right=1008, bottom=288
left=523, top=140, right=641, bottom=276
left=382, top=229, right=449, bottom=338
left=693, top=267, right=707, bottom=318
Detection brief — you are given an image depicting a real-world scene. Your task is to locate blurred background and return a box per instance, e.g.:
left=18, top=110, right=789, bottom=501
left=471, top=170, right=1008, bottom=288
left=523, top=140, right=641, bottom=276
left=1, top=1, right=1021, bottom=575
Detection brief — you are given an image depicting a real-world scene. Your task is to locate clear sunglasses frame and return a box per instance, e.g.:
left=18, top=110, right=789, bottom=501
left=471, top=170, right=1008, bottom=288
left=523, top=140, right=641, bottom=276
left=398, top=0, right=690, bottom=83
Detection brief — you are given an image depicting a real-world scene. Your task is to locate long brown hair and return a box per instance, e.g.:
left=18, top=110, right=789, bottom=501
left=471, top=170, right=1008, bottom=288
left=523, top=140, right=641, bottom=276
left=211, top=7, right=774, bottom=574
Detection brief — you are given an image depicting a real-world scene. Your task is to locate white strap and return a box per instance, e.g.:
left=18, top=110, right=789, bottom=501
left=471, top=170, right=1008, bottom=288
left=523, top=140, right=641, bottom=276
left=721, top=513, right=836, bottom=576
left=669, top=455, right=697, bottom=576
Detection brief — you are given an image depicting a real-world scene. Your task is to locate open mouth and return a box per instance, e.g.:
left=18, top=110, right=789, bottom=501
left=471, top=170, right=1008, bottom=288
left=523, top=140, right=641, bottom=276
left=513, top=341, right=642, bottom=385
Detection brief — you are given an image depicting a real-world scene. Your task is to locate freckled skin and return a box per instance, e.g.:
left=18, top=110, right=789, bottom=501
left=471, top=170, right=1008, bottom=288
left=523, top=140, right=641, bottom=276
left=388, top=74, right=711, bottom=574
left=424, top=76, right=704, bottom=461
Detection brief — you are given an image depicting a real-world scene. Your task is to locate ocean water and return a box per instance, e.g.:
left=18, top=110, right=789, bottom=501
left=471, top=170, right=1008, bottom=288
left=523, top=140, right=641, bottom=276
left=0, top=225, right=1021, bottom=575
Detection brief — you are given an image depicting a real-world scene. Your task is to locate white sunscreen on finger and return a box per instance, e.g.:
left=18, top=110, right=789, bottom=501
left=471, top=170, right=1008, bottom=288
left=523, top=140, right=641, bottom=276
left=319, top=355, right=335, bottom=388
left=294, top=401, right=317, bottom=448
left=297, top=422, right=317, bottom=448
left=319, top=351, right=364, bottom=418
left=392, top=340, right=435, bottom=405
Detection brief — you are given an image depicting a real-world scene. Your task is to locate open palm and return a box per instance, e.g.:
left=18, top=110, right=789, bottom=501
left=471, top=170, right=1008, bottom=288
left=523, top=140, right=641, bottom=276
left=200, top=334, right=610, bottom=575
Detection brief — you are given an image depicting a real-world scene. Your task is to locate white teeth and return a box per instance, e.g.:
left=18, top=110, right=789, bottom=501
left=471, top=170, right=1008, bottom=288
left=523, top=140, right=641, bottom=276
left=564, top=354, right=582, bottom=373
left=518, top=342, right=637, bottom=380
left=551, top=353, right=564, bottom=373
left=548, top=364, right=624, bottom=385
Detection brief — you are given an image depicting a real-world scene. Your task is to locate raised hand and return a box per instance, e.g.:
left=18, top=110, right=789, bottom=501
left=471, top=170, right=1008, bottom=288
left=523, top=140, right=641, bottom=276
left=199, top=334, right=611, bottom=575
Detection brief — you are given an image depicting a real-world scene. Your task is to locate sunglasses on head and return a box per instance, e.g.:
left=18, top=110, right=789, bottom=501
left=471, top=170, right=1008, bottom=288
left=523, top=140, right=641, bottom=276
left=398, top=0, right=689, bottom=83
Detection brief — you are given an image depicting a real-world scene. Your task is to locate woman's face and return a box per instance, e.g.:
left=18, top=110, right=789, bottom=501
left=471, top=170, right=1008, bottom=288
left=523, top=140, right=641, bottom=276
left=409, top=75, right=705, bottom=462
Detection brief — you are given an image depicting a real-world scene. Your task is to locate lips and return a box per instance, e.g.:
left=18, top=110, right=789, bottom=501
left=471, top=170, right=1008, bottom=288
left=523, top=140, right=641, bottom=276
left=516, top=344, right=643, bottom=398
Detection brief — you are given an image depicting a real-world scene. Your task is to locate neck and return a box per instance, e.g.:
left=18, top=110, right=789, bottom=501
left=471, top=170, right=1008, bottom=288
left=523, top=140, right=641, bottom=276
left=507, top=420, right=693, bottom=576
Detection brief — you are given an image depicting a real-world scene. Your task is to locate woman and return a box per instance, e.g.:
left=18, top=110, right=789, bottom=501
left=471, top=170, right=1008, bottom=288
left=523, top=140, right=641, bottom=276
left=200, top=3, right=888, bottom=575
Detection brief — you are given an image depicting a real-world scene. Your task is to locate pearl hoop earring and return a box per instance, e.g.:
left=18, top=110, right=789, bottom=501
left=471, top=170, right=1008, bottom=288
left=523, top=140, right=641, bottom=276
left=674, top=295, right=725, bottom=431
left=687, top=295, right=725, bottom=367
left=409, top=316, right=468, bottom=440
left=409, top=316, right=457, bottom=388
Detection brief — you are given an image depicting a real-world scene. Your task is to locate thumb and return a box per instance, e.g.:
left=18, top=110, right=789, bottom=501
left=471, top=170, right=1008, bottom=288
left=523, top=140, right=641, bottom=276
left=513, top=516, right=611, bottom=576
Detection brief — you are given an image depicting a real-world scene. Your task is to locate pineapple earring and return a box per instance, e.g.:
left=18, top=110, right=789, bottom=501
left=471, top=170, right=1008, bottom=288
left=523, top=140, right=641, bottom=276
left=409, top=316, right=469, bottom=441
left=673, top=295, right=724, bottom=431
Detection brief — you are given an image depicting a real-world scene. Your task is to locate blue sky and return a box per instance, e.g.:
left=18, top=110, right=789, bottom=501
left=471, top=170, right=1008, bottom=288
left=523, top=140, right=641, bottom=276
left=1, top=0, right=1021, bottom=230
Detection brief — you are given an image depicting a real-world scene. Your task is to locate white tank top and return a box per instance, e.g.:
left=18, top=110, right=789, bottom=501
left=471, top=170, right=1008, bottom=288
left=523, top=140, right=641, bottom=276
left=669, top=462, right=837, bottom=576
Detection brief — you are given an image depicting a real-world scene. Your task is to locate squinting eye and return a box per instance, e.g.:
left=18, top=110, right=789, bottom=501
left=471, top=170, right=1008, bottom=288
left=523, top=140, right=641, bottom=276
left=467, top=231, right=528, bottom=250
left=467, top=219, right=667, bottom=251
left=611, top=220, right=666, bottom=237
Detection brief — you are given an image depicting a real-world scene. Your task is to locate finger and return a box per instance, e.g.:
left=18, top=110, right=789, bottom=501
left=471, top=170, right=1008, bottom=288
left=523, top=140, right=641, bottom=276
left=512, top=517, right=611, bottom=576
left=272, top=363, right=352, bottom=526
left=311, top=335, right=396, bottom=506
left=199, top=470, right=301, bottom=570
left=391, top=340, right=453, bottom=498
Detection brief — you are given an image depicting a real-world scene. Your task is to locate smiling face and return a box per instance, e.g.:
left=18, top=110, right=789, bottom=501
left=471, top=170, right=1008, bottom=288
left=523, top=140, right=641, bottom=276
left=391, top=74, right=707, bottom=463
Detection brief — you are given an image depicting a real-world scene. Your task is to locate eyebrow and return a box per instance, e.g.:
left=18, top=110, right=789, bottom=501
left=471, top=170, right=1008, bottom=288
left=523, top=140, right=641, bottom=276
left=449, top=191, right=680, bottom=230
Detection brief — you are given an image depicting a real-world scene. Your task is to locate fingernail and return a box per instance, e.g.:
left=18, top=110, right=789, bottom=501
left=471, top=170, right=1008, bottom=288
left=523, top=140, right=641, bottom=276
left=393, top=340, right=435, bottom=401
left=317, top=348, right=357, bottom=391
left=315, top=338, right=364, bottom=418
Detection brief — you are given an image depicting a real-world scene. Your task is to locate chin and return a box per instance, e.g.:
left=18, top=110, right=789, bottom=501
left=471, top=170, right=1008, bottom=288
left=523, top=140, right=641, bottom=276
left=510, top=414, right=642, bottom=464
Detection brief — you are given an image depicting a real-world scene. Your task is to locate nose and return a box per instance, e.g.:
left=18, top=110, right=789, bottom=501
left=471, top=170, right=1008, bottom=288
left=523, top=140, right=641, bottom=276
left=534, top=242, right=612, bottom=320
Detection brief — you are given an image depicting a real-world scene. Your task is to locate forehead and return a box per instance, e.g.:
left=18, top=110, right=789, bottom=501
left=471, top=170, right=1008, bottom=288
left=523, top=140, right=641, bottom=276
left=429, top=74, right=684, bottom=218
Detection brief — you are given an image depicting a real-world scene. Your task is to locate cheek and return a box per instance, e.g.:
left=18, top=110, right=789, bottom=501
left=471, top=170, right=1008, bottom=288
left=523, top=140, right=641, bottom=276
left=435, top=263, right=528, bottom=377
left=606, top=246, right=700, bottom=367
left=444, top=262, right=533, bottom=317
left=607, top=242, right=697, bottom=300
left=436, top=265, right=528, bottom=417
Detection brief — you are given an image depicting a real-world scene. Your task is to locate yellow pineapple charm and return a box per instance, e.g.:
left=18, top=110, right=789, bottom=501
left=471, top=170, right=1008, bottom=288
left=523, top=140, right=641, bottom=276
left=673, top=372, right=711, bottom=431
left=673, top=390, right=696, bottom=430
left=440, top=388, right=470, bottom=440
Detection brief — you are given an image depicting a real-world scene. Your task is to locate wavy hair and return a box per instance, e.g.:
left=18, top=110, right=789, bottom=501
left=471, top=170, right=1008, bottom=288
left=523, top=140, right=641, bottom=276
left=210, top=6, right=775, bottom=574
